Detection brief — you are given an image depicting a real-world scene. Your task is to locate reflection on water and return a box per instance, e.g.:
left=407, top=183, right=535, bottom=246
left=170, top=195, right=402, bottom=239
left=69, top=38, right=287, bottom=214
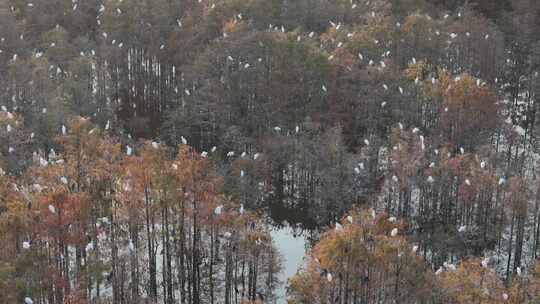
left=270, top=226, right=307, bottom=303
left=265, top=199, right=325, bottom=303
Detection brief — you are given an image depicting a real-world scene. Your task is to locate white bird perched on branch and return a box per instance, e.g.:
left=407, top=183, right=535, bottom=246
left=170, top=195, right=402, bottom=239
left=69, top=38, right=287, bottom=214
left=499, top=177, right=506, bottom=185
left=364, top=139, right=370, bottom=146
left=23, top=241, right=30, bottom=249
left=274, top=126, right=281, bottom=132
left=201, top=151, right=208, bottom=158
left=151, top=142, right=159, bottom=149
left=181, top=136, right=188, bottom=145
left=347, top=215, right=353, bottom=224
left=412, top=245, right=418, bottom=253
left=335, top=222, right=343, bottom=231
left=126, top=145, right=132, bottom=156
left=211, top=146, right=217, bottom=153
left=392, top=176, right=399, bottom=183
left=458, top=225, right=466, bottom=232
left=327, top=272, right=333, bottom=282
left=389, top=216, right=397, bottom=222
left=214, top=205, right=223, bottom=215
left=86, top=242, right=94, bottom=252
left=227, top=151, right=235, bottom=157
left=25, top=297, right=34, bottom=304
left=239, top=204, right=245, bottom=215
left=390, top=228, right=398, bottom=237
left=427, top=176, right=435, bottom=183
left=465, top=179, right=471, bottom=186
left=444, top=262, right=456, bottom=271
left=48, top=205, right=56, bottom=214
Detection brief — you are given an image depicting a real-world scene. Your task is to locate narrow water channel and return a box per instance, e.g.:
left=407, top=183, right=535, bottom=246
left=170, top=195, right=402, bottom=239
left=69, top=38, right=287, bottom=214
left=270, top=226, right=307, bottom=303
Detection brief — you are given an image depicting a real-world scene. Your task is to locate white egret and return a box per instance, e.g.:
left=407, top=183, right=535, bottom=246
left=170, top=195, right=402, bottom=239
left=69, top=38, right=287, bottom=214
left=214, top=205, right=223, bottom=215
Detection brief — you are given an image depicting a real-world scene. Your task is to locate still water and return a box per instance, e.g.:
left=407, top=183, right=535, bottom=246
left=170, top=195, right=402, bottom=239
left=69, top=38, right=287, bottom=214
left=270, top=226, right=307, bottom=303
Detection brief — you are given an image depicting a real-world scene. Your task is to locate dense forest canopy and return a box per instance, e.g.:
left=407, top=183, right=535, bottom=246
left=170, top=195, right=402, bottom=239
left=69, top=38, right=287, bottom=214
left=0, top=0, right=540, bottom=303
